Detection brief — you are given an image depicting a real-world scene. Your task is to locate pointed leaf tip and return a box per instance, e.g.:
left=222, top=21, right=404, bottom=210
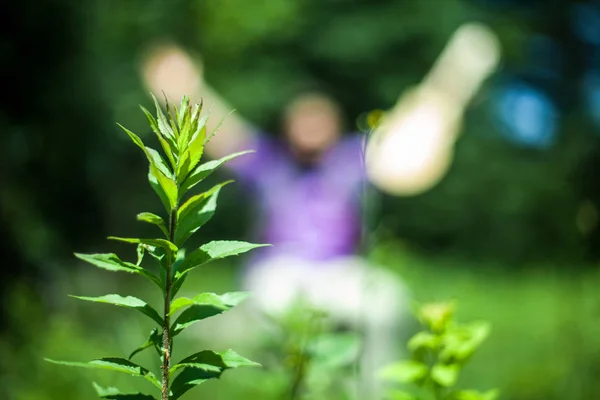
left=181, top=150, right=254, bottom=195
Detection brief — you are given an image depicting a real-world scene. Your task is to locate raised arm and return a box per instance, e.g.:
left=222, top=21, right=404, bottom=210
left=365, top=22, right=501, bottom=196
left=140, top=42, right=255, bottom=159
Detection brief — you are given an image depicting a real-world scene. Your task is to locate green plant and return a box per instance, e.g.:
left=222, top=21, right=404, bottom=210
left=379, top=301, right=498, bottom=400
left=255, top=301, right=362, bottom=400
left=46, top=95, right=268, bottom=400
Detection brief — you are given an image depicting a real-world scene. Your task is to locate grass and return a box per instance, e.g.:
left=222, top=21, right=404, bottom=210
left=2, top=244, right=600, bottom=399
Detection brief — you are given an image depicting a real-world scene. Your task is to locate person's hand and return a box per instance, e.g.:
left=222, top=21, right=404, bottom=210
left=140, top=43, right=204, bottom=103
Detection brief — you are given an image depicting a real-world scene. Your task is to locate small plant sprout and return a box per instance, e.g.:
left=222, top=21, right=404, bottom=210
left=379, top=301, right=498, bottom=400
left=46, top=95, right=268, bottom=400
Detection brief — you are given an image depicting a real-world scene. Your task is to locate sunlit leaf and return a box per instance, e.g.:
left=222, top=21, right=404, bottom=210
left=170, top=292, right=248, bottom=335
left=431, top=363, right=460, bottom=387
left=150, top=163, right=177, bottom=211
left=152, top=93, right=176, bottom=141
left=74, top=253, right=161, bottom=289
left=452, top=389, right=499, bottom=400
left=177, top=241, right=269, bottom=277
left=181, top=150, right=253, bottom=195
left=45, top=358, right=161, bottom=389
left=378, top=360, right=428, bottom=384
left=108, top=237, right=178, bottom=254
left=118, top=123, right=147, bottom=154
left=117, top=122, right=177, bottom=210
left=408, top=331, right=440, bottom=352
left=140, top=105, right=176, bottom=169
left=169, top=349, right=259, bottom=399
left=170, top=292, right=248, bottom=315
left=174, top=182, right=232, bottom=246
left=439, top=322, right=490, bottom=363
left=181, top=116, right=208, bottom=181
left=171, top=241, right=269, bottom=297
left=145, top=147, right=172, bottom=179
left=137, top=212, right=169, bottom=237
left=418, top=301, right=456, bottom=333
left=70, top=294, right=163, bottom=326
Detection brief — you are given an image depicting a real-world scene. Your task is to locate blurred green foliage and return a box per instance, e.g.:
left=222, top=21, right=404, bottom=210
left=380, top=301, right=497, bottom=400
left=4, top=249, right=600, bottom=399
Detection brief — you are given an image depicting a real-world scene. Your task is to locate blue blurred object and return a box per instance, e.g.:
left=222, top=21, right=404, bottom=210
left=571, top=2, right=600, bottom=47
left=492, top=80, right=559, bottom=149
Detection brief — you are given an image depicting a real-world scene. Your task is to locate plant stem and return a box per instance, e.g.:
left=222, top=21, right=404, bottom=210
left=288, top=310, right=324, bottom=400
left=289, top=351, right=308, bottom=400
left=162, top=207, right=177, bottom=400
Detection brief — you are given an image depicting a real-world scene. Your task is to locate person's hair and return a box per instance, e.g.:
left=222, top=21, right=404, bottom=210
left=283, top=92, right=343, bottom=123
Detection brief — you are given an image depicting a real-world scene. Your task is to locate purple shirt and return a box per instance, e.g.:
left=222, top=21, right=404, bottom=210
left=229, top=133, right=366, bottom=264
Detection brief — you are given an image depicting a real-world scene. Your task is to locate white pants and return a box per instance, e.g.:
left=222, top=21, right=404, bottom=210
left=243, top=255, right=410, bottom=399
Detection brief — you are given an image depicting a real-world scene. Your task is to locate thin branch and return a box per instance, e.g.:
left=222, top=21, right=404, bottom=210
left=162, top=207, right=178, bottom=400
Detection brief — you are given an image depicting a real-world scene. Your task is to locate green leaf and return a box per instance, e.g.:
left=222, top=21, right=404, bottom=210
left=177, top=96, right=191, bottom=127
left=408, top=331, right=440, bottom=352
left=431, top=363, right=460, bottom=387
left=175, top=122, right=207, bottom=185
left=150, top=163, right=178, bottom=211
left=203, top=112, right=230, bottom=146
left=117, top=122, right=177, bottom=211
left=452, top=389, right=499, bottom=400
left=181, top=150, right=253, bottom=195
left=45, top=358, right=161, bottom=390
left=169, top=349, right=259, bottom=399
left=182, top=117, right=207, bottom=179
left=175, top=104, right=205, bottom=183
left=440, top=322, right=491, bottom=363
left=129, top=328, right=162, bottom=360
left=148, top=169, right=171, bottom=213
left=118, top=125, right=172, bottom=181
left=170, top=292, right=248, bottom=315
left=176, top=241, right=269, bottom=278
left=140, top=105, right=176, bottom=169
left=146, top=147, right=173, bottom=180
left=378, top=360, right=428, bottom=384
left=70, top=294, right=163, bottom=326
left=199, top=240, right=269, bottom=261
left=118, top=123, right=147, bottom=154
left=93, top=382, right=157, bottom=400
left=137, top=212, right=168, bottom=237
left=170, top=292, right=248, bottom=335
left=74, top=253, right=161, bottom=289
left=108, top=237, right=178, bottom=254
left=174, top=182, right=232, bottom=246
left=171, top=241, right=269, bottom=297
left=152, top=93, right=176, bottom=141
left=418, top=301, right=456, bottom=333
left=136, top=244, right=145, bottom=266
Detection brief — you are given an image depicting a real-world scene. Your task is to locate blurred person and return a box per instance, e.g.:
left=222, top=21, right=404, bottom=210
left=141, top=43, right=408, bottom=398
